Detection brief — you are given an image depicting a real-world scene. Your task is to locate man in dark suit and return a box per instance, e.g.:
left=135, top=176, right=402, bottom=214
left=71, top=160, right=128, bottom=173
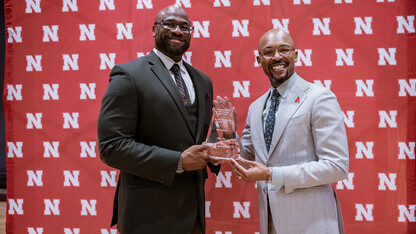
left=97, top=5, right=220, bottom=234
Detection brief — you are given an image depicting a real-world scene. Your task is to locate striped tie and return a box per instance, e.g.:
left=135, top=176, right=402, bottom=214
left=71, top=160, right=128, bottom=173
left=264, top=89, right=279, bottom=152
left=171, top=64, right=191, bottom=108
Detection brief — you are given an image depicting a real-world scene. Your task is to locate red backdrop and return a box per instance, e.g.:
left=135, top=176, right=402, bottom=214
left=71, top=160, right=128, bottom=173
left=4, top=0, right=416, bottom=233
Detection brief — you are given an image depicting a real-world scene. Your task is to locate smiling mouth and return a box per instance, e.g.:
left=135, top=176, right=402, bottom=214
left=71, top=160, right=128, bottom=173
left=271, top=64, right=286, bottom=72
left=168, top=37, right=184, bottom=44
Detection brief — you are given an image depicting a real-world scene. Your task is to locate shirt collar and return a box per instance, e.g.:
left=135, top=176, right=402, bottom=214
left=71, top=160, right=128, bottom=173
left=153, top=48, right=185, bottom=72
left=269, top=72, right=298, bottom=100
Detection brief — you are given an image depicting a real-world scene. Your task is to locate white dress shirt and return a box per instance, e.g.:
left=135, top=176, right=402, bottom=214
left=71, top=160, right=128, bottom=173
left=153, top=48, right=195, bottom=104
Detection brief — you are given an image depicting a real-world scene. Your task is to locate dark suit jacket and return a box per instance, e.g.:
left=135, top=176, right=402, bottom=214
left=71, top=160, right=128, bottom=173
left=97, top=51, right=219, bottom=234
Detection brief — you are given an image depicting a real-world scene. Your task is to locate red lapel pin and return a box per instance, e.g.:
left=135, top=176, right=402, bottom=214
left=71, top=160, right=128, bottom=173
left=295, top=97, right=301, bottom=103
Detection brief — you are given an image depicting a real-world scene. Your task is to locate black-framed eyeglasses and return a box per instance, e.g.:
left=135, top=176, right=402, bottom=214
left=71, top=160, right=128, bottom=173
left=261, top=45, right=294, bottom=59
left=155, top=20, right=194, bottom=33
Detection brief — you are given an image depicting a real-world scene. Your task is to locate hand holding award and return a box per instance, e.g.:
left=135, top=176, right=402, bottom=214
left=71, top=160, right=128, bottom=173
left=204, top=96, right=239, bottom=163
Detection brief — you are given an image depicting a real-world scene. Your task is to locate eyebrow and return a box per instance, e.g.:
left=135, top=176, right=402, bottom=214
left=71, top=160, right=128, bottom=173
left=262, top=45, right=291, bottom=50
left=162, top=19, right=190, bottom=25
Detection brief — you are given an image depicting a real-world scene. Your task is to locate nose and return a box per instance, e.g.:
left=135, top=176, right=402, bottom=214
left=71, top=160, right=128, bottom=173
left=171, top=25, right=183, bottom=34
left=272, top=51, right=283, bottom=60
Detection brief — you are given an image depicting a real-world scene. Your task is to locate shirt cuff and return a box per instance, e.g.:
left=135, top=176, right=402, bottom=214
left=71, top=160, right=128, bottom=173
left=269, top=167, right=283, bottom=185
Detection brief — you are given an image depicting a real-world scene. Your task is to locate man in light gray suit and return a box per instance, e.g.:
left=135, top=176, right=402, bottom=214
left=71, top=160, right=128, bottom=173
left=230, top=29, right=349, bottom=234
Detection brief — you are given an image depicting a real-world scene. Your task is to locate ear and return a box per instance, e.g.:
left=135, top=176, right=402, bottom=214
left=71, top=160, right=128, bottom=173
left=152, top=26, right=156, bottom=37
left=256, top=56, right=262, bottom=67
left=294, top=50, right=298, bottom=63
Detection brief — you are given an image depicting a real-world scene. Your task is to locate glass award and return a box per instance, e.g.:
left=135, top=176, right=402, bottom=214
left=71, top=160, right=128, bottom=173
left=205, top=97, right=238, bottom=162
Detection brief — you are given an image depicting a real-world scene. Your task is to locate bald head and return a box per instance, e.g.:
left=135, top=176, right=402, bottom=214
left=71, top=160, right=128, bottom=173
left=154, top=5, right=190, bottom=24
left=152, top=5, right=192, bottom=62
left=258, top=29, right=294, bottom=52
left=256, top=29, right=298, bottom=88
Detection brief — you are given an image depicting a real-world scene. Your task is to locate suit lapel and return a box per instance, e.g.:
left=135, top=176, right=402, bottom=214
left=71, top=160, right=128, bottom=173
left=252, top=92, right=270, bottom=162
left=147, top=52, right=196, bottom=140
left=268, top=75, right=310, bottom=155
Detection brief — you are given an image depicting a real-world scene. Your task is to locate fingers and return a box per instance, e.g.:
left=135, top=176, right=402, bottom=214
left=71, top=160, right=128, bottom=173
left=230, top=159, right=246, bottom=180
left=219, top=96, right=232, bottom=110
left=215, top=96, right=233, bottom=110
left=207, top=155, right=219, bottom=164
left=216, top=95, right=225, bottom=109
left=182, top=144, right=215, bottom=171
left=195, top=144, right=210, bottom=151
left=223, top=96, right=232, bottom=109
left=230, top=158, right=245, bottom=173
left=207, top=156, right=229, bottom=164
left=230, top=154, right=240, bottom=160
left=202, top=142, right=212, bottom=146
left=212, top=107, right=216, bottom=117
left=235, top=157, right=256, bottom=166
left=222, top=138, right=236, bottom=144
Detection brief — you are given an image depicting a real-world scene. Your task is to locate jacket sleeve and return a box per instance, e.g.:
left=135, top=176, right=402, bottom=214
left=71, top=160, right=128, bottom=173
left=239, top=105, right=256, bottom=161
left=282, top=89, right=349, bottom=193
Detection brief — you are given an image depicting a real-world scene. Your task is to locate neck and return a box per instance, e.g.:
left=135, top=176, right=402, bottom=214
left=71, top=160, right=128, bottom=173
left=154, top=47, right=183, bottom=62
left=170, top=55, right=182, bottom=63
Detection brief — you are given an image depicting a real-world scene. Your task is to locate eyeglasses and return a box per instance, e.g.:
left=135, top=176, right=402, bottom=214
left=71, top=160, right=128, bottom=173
left=155, top=20, right=194, bottom=33
left=261, top=45, right=294, bottom=59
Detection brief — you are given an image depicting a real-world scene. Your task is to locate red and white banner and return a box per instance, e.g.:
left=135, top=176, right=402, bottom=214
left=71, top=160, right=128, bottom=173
left=4, top=0, right=416, bottom=233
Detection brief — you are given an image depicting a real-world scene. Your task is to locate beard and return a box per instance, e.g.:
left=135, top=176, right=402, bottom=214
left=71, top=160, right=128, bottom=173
left=155, top=34, right=190, bottom=57
left=269, top=70, right=290, bottom=86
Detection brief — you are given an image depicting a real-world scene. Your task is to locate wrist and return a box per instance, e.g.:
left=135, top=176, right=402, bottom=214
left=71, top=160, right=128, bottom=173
left=176, top=155, right=184, bottom=174
left=267, top=168, right=273, bottom=182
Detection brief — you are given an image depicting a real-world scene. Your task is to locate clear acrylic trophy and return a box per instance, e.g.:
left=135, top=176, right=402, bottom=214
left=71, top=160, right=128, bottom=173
left=205, top=97, right=238, bottom=162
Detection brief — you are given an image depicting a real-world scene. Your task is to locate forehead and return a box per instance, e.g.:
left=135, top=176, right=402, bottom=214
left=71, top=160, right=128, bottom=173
left=158, top=8, right=190, bottom=23
left=259, top=31, right=292, bottom=50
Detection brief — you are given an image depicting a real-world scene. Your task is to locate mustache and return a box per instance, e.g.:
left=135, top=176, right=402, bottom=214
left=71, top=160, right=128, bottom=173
left=168, top=33, right=185, bottom=40
left=270, top=60, right=287, bottom=66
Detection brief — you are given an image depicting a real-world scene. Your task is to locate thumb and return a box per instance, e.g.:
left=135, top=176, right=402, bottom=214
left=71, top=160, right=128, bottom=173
left=197, top=144, right=210, bottom=150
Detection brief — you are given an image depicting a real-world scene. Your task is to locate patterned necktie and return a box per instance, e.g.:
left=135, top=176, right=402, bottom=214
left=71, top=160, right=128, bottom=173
left=264, top=89, right=279, bottom=152
left=171, top=64, right=191, bottom=107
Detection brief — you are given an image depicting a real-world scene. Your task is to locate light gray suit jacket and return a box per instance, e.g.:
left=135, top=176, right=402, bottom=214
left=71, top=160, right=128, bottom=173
left=240, top=73, right=349, bottom=234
